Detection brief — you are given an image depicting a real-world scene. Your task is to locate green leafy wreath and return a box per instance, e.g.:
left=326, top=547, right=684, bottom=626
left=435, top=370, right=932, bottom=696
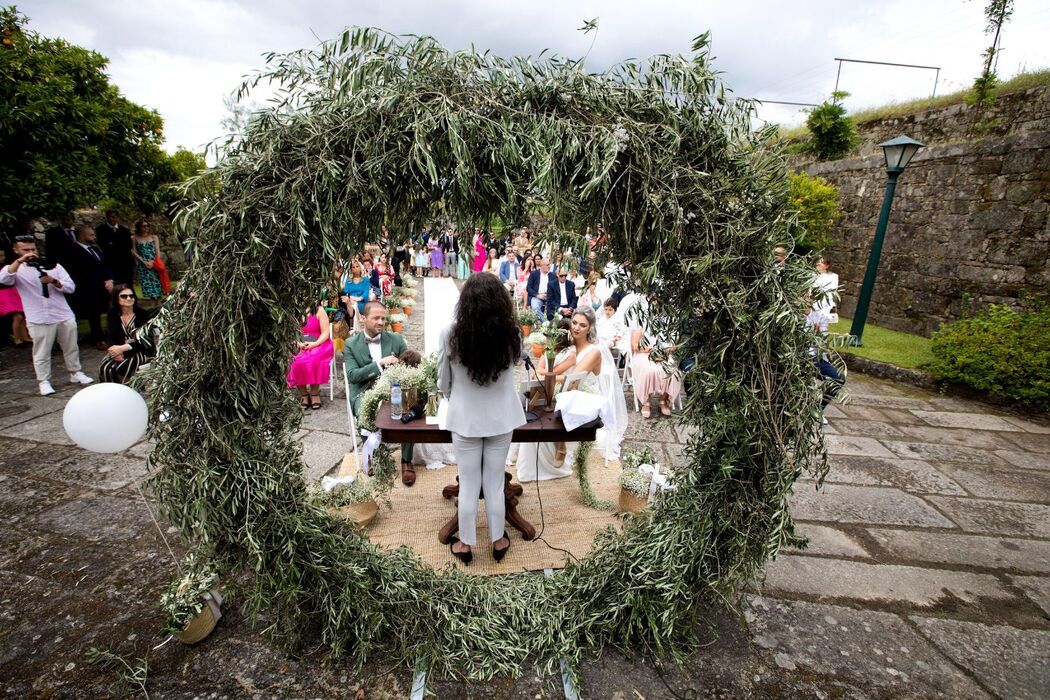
left=146, top=27, right=829, bottom=681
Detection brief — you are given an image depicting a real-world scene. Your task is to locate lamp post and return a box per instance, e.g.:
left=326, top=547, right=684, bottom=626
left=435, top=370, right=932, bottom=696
left=849, top=135, right=924, bottom=345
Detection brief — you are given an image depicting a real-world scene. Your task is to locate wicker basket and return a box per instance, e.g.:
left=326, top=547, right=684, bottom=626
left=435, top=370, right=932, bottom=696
left=331, top=498, right=380, bottom=531
left=176, top=591, right=223, bottom=645
left=617, top=488, right=648, bottom=514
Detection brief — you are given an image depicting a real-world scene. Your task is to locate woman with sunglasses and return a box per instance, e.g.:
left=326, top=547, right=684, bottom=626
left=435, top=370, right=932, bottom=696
left=99, top=285, right=157, bottom=384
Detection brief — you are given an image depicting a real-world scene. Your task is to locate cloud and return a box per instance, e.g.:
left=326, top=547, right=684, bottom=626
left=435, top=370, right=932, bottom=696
left=19, top=0, right=1050, bottom=150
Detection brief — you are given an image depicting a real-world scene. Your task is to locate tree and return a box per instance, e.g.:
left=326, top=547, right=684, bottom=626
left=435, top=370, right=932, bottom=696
left=787, top=172, right=841, bottom=251
left=0, top=6, right=177, bottom=231
left=169, top=147, right=206, bottom=181
left=804, top=91, right=857, bottom=161
left=970, top=0, right=1014, bottom=108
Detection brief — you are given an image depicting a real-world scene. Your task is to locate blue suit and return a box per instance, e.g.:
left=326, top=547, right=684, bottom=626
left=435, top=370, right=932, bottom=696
left=526, top=269, right=559, bottom=320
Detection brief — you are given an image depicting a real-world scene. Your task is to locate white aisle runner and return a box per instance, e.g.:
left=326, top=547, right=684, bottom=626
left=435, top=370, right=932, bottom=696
left=423, top=277, right=460, bottom=355
left=416, top=277, right=461, bottom=468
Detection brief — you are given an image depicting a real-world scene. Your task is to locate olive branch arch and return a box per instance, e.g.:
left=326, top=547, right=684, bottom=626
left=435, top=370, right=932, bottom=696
left=146, top=27, right=828, bottom=680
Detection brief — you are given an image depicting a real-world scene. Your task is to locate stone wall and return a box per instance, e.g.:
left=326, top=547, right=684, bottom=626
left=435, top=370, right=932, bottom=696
left=805, top=130, right=1049, bottom=336
left=25, top=210, right=187, bottom=278
left=852, top=85, right=1050, bottom=157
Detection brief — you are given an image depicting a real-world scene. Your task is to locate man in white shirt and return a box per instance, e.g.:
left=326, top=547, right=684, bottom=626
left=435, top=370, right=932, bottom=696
left=497, top=249, right=519, bottom=293
left=526, top=258, right=557, bottom=320
left=0, top=236, right=94, bottom=395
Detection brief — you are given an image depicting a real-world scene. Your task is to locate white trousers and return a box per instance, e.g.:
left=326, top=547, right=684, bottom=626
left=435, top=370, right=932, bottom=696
left=27, top=318, right=81, bottom=382
left=452, top=430, right=513, bottom=547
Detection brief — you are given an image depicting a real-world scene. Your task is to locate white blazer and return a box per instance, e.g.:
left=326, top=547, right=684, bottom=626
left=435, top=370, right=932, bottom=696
left=437, top=327, right=526, bottom=438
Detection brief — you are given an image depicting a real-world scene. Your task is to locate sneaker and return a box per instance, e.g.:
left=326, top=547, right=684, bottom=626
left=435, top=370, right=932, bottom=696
left=39, top=381, right=55, bottom=396
left=69, top=371, right=94, bottom=385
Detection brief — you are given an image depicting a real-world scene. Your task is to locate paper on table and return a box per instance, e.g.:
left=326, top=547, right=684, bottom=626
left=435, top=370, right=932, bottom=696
left=437, top=398, right=449, bottom=430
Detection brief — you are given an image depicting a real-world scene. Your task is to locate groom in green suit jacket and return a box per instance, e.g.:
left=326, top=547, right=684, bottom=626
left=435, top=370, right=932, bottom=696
left=345, top=301, right=416, bottom=485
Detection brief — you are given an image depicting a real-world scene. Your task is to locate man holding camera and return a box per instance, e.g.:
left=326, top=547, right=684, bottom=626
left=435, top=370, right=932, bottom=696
left=0, top=235, right=94, bottom=395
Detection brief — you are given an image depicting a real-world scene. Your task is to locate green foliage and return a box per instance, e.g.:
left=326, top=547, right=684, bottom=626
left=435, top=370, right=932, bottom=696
left=87, top=646, right=150, bottom=698
left=169, top=147, right=207, bottom=181
left=0, top=6, right=178, bottom=229
left=311, top=478, right=375, bottom=507
left=572, top=441, right=612, bottom=510
left=518, top=307, right=541, bottom=327
left=828, top=316, right=933, bottom=370
left=786, top=173, right=841, bottom=251
left=618, top=446, right=661, bottom=497
left=970, top=0, right=1014, bottom=108
left=804, top=92, right=857, bottom=161
left=159, top=550, right=218, bottom=633
left=927, top=302, right=1050, bottom=409
left=147, top=27, right=828, bottom=681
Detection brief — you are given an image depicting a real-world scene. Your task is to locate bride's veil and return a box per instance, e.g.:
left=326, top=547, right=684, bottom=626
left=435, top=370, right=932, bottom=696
left=596, top=343, right=628, bottom=459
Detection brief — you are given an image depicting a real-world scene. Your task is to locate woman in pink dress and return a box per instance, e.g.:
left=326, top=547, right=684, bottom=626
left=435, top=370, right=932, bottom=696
left=288, top=305, right=334, bottom=409
left=0, top=249, right=30, bottom=347
left=472, top=233, right=486, bottom=273
left=515, top=256, right=534, bottom=308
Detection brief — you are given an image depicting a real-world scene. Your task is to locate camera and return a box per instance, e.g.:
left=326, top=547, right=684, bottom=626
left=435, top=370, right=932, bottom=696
left=23, top=256, right=56, bottom=298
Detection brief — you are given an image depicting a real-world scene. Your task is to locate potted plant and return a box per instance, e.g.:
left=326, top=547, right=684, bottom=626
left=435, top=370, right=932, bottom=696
left=161, top=553, right=223, bottom=645
left=403, top=274, right=418, bottom=288
left=382, top=296, right=402, bottom=311
left=518, top=308, right=540, bottom=336
left=617, top=447, right=660, bottom=514
left=401, top=298, right=416, bottom=316
left=389, top=312, right=406, bottom=333
left=526, top=331, right=546, bottom=358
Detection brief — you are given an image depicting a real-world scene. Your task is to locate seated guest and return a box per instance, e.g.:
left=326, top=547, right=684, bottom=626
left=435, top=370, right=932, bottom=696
left=526, top=257, right=559, bottom=321
left=344, top=301, right=415, bottom=485
left=554, top=268, right=577, bottom=318
left=0, top=248, right=30, bottom=348
left=498, top=249, right=519, bottom=294
left=629, top=305, right=682, bottom=419
left=340, top=259, right=371, bottom=328
left=99, top=285, right=157, bottom=384
left=437, top=273, right=525, bottom=565
left=596, top=297, right=627, bottom=355
left=288, top=302, right=334, bottom=409
left=373, top=254, right=395, bottom=296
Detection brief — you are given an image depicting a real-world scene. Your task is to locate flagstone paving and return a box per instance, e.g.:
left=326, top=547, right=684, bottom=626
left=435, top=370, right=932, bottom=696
left=0, top=282, right=1048, bottom=698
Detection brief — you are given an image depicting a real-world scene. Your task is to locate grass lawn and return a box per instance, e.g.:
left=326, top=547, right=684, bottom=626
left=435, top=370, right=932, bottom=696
left=828, top=316, right=934, bottom=370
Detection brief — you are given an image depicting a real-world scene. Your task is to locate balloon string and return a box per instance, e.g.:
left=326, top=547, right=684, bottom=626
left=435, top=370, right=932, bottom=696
left=135, top=482, right=184, bottom=576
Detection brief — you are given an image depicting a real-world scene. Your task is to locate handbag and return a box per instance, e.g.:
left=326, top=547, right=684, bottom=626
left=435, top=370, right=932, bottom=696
left=332, top=318, right=351, bottom=341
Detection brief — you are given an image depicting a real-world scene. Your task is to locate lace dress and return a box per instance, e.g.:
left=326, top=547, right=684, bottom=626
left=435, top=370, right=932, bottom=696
left=515, top=346, right=601, bottom=482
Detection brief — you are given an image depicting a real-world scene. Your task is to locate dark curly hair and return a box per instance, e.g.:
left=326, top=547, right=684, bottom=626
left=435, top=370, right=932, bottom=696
left=448, top=273, right=521, bottom=386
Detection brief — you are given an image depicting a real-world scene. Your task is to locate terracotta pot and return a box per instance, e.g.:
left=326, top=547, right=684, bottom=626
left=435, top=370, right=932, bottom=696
left=521, top=324, right=532, bottom=336
left=403, top=306, right=413, bottom=316
left=391, top=322, right=404, bottom=332
left=617, top=488, right=648, bottom=514
left=530, top=343, right=545, bottom=358
left=176, top=591, right=223, bottom=645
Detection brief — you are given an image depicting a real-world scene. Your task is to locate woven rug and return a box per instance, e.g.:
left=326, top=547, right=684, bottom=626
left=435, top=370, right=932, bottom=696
left=340, top=449, right=625, bottom=575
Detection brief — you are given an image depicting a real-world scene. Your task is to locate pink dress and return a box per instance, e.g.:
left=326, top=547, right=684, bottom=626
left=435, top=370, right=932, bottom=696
left=287, top=314, right=334, bottom=387
left=0, top=286, right=23, bottom=316
left=472, top=235, right=486, bottom=273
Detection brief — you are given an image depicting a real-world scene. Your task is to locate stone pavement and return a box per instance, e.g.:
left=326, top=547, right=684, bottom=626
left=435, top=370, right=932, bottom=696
left=1, top=282, right=1048, bottom=697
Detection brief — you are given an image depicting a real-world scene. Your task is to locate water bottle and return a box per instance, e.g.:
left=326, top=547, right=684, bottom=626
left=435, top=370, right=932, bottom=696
left=390, top=382, right=403, bottom=420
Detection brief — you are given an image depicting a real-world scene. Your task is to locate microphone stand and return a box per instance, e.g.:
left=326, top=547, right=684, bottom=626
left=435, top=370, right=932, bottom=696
left=520, top=352, right=540, bottom=423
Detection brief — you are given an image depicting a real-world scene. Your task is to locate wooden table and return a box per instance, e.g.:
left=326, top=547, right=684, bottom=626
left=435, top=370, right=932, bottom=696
left=373, top=409, right=601, bottom=543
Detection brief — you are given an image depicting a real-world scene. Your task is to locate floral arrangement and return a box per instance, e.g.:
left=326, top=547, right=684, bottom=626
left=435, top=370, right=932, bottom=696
left=526, top=331, right=546, bottom=346
left=159, top=550, right=219, bottom=634
left=383, top=295, right=402, bottom=310
left=401, top=298, right=416, bottom=307
left=358, top=354, right=438, bottom=431
left=312, top=478, right=374, bottom=508
left=403, top=274, right=419, bottom=288
left=618, top=446, right=660, bottom=498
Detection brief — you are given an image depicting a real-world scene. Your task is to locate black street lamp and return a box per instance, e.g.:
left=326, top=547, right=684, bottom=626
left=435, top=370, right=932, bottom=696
left=849, top=135, right=924, bottom=345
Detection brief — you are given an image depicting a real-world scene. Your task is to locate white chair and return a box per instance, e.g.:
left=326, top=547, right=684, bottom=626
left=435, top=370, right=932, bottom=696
left=342, top=361, right=361, bottom=464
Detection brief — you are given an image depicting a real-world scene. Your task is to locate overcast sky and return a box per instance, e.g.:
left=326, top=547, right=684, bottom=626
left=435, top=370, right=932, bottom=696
left=19, top=0, right=1050, bottom=154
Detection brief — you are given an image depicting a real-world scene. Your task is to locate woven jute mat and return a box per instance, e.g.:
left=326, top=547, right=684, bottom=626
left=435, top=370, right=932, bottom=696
left=345, top=449, right=624, bottom=575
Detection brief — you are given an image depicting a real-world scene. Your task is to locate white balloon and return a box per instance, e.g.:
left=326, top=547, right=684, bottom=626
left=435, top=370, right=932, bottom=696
left=63, top=383, right=149, bottom=453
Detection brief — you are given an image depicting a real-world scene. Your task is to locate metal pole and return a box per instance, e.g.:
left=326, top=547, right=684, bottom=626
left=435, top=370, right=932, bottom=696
left=932, top=68, right=940, bottom=98
left=834, top=59, right=843, bottom=94
left=849, top=170, right=901, bottom=346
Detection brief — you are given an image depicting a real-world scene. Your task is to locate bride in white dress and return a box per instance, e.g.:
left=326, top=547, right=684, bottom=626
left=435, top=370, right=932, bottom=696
left=516, top=307, right=627, bottom=481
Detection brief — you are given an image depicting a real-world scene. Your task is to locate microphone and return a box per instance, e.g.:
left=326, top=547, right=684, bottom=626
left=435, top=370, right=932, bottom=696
left=520, top=351, right=539, bottom=423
